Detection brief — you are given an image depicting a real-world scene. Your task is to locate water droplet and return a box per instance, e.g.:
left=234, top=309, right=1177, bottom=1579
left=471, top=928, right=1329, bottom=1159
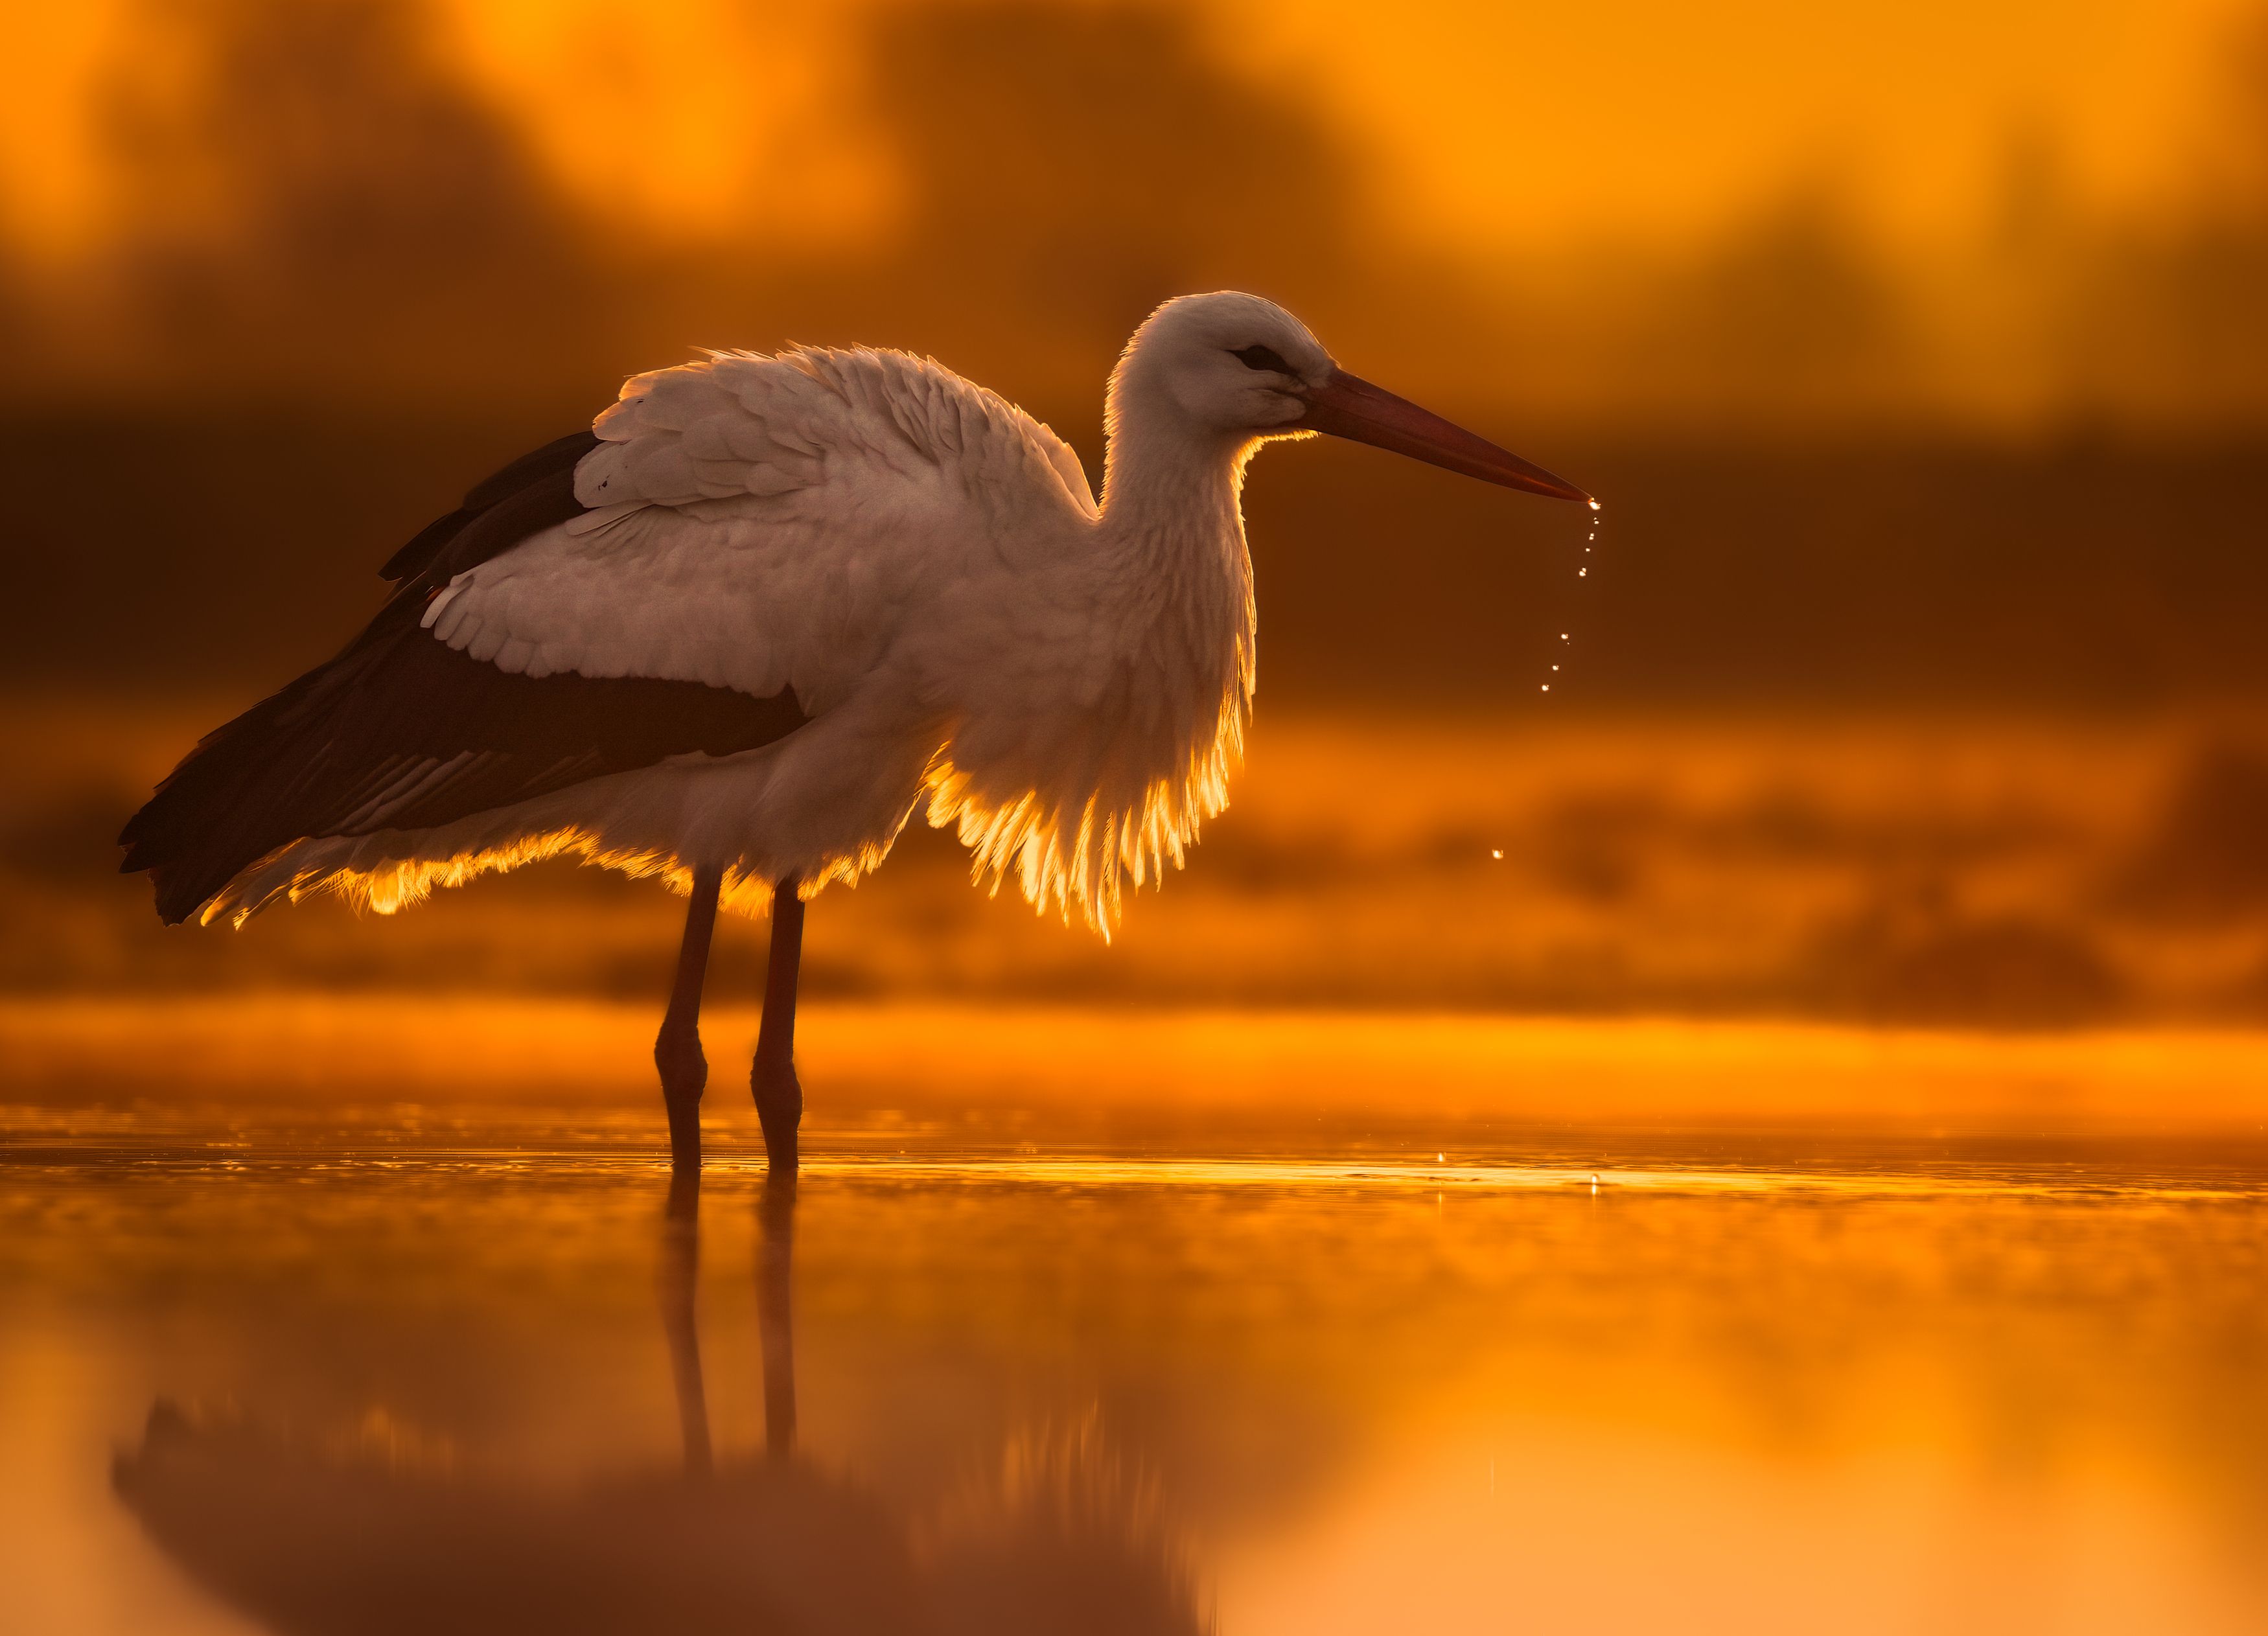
left=1490, top=848, right=1503, bottom=859
left=1578, top=568, right=1588, bottom=577
left=1540, top=684, right=1550, bottom=692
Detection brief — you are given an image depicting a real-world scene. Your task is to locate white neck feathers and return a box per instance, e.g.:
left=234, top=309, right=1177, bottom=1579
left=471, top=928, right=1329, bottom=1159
left=924, top=376, right=1259, bottom=936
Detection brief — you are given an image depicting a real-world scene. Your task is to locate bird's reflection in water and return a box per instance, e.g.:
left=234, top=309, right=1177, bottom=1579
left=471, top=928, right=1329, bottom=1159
left=113, top=1175, right=1206, bottom=1636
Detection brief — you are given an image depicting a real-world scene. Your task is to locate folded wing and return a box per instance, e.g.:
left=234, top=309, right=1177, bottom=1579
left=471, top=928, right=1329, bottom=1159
left=119, top=343, right=1096, bottom=926
left=118, top=431, right=807, bottom=925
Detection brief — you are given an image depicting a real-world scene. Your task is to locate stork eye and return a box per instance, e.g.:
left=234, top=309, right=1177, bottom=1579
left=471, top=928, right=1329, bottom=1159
left=1231, top=345, right=1292, bottom=374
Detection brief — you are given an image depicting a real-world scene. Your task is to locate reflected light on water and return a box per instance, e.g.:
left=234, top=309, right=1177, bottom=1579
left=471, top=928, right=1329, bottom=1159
left=2, top=1101, right=2265, bottom=1634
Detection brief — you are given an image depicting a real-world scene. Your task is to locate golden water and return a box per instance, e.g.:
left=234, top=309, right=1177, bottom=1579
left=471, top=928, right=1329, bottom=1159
left=3, top=1077, right=2264, bottom=1634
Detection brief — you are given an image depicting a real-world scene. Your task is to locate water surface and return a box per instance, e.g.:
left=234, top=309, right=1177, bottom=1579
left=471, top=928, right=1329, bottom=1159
left=3, top=1107, right=2262, bottom=1634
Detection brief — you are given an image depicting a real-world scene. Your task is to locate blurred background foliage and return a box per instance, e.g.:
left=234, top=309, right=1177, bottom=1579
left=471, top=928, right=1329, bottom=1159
left=4, top=0, right=2262, bottom=427
left=2, top=0, right=2265, bottom=1030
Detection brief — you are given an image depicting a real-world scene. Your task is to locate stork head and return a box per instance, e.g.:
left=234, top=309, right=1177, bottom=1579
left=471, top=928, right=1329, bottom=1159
left=1113, top=291, right=1591, bottom=505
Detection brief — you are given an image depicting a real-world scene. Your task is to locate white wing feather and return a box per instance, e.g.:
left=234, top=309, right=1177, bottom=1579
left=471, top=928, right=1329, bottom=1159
left=395, top=341, right=1243, bottom=936
left=422, top=347, right=1096, bottom=709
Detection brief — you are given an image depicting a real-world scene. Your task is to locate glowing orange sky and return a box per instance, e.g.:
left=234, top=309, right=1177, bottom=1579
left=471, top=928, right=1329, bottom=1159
left=2, top=0, right=2254, bottom=256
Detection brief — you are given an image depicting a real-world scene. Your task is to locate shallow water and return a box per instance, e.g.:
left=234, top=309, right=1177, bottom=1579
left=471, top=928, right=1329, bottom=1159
left=3, top=1105, right=2264, bottom=1635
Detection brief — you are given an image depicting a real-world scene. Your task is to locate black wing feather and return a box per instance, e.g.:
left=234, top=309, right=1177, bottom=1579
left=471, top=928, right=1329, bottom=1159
left=121, top=431, right=807, bottom=925
left=376, top=430, right=599, bottom=583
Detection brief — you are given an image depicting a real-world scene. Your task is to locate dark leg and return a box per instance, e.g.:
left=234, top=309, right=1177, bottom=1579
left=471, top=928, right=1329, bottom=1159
left=756, top=1169, right=797, bottom=1458
left=752, top=877, right=805, bottom=1172
left=654, top=863, right=724, bottom=1172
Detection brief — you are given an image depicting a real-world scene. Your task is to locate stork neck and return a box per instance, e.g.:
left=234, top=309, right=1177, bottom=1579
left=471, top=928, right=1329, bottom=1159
left=1096, top=419, right=1253, bottom=568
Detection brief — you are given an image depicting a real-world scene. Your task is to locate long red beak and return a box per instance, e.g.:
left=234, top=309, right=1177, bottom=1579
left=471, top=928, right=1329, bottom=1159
left=1298, top=369, right=1593, bottom=505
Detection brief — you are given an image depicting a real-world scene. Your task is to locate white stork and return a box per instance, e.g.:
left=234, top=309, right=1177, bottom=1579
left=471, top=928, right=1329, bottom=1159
left=120, top=292, right=1591, bottom=1170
